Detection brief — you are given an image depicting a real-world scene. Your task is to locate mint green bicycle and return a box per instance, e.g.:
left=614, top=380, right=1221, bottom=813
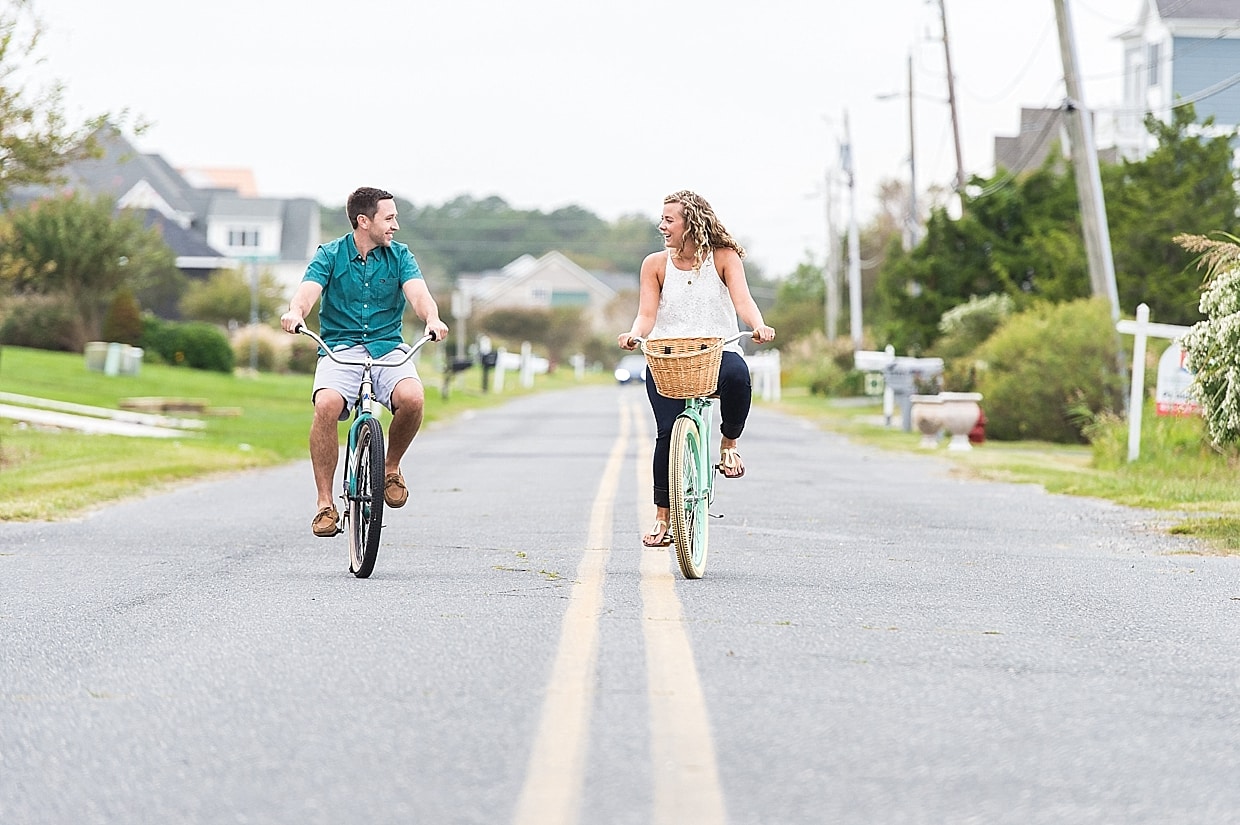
left=638, top=330, right=754, bottom=579
left=297, top=325, right=437, bottom=578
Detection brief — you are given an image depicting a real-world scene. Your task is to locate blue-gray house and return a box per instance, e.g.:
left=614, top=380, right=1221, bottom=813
left=1117, top=0, right=1240, bottom=159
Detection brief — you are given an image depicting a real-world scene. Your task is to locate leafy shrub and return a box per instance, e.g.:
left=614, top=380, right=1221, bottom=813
left=972, top=298, right=1124, bottom=442
left=139, top=315, right=235, bottom=373
left=1178, top=234, right=1240, bottom=446
left=287, top=334, right=320, bottom=374
left=231, top=324, right=287, bottom=373
left=937, top=294, right=1015, bottom=357
left=779, top=330, right=861, bottom=396
left=176, top=323, right=235, bottom=373
left=0, top=295, right=79, bottom=352
left=937, top=294, right=1016, bottom=392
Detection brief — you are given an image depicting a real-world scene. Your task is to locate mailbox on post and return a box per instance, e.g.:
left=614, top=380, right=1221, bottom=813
left=854, top=348, right=943, bottom=431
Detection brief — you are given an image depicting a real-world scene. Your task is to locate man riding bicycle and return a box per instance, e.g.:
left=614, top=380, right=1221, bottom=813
left=281, top=187, right=450, bottom=537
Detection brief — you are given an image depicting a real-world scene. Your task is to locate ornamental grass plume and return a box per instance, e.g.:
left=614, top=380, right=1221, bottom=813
left=1177, top=233, right=1240, bottom=446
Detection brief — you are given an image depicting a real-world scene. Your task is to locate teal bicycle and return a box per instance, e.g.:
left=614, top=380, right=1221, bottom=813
left=296, top=325, right=437, bottom=578
left=638, top=330, right=755, bottom=579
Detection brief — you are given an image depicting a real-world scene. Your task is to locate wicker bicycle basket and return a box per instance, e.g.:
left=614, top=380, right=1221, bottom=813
left=641, top=337, right=724, bottom=399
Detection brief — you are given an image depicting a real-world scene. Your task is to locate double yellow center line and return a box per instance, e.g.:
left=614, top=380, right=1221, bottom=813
left=513, top=397, right=726, bottom=825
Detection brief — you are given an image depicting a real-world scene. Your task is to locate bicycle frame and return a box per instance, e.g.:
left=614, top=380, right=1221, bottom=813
left=676, top=395, right=716, bottom=512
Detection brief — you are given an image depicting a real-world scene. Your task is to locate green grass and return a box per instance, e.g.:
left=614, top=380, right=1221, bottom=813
left=772, top=388, right=1240, bottom=555
left=0, top=345, right=604, bottom=520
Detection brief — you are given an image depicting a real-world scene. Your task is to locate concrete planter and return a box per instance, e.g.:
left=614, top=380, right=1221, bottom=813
left=939, top=392, right=983, bottom=451
left=909, top=394, right=944, bottom=448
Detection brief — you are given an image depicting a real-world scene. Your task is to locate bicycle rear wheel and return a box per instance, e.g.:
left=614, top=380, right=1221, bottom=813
left=669, top=416, right=708, bottom=579
left=347, top=417, right=386, bottom=578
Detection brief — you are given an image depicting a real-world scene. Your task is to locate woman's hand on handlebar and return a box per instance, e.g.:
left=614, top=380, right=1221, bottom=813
left=618, top=332, right=641, bottom=351
left=751, top=324, right=776, bottom=344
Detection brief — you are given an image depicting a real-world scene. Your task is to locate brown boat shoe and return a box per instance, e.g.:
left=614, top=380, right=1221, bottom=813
left=312, top=506, right=341, bottom=537
left=384, top=472, right=408, bottom=508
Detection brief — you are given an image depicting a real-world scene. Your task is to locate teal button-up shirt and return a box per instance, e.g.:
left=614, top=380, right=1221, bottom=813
left=303, top=233, right=424, bottom=357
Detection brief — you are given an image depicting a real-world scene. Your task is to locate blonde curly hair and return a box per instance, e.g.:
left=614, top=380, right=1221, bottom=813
left=664, top=190, right=746, bottom=271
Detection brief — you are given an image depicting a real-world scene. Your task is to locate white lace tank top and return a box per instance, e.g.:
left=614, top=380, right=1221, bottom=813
left=649, top=250, right=742, bottom=353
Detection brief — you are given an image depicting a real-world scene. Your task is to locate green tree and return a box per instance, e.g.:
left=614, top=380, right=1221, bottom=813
left=1105, top=104, right=1239, bottom=325
left=766, top=259, right=826, bottom=341
left=319, top=194, right=661, bottom=280
left=179, top=267, right=284, bottom=326
left=101, top=286, right=142, bottom=344
left=872, top=106, right=1238, bottom=353
left=1, top=193, right=177, bottom=349
left=0, top=1, right=109, bottom=203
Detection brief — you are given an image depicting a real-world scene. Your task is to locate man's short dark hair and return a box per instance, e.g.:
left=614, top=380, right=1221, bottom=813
left=347, top=187, right=395, bottom=228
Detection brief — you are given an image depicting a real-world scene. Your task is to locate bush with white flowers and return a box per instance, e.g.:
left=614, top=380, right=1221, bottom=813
left=1177, top=234, right=1240, bottom=446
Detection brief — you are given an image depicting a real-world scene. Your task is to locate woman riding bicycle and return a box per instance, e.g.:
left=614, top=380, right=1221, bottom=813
left=618, top=190, right=776, bottom=548
left=281, top=187, right=449, bottom=538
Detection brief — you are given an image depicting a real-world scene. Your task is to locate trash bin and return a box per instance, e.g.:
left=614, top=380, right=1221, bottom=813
left=121, top=346, right=143, bottom=376
left=85, top=342, right=108, bottom=372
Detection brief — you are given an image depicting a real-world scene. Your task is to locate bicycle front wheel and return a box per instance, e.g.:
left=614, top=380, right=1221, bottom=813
left=669, top=416, right=708, bottom=579
left=347, top=417, right=386, bottom=578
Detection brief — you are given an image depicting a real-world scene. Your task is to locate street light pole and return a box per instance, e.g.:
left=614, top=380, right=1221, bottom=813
left=249, top=260, right=259, bottom=372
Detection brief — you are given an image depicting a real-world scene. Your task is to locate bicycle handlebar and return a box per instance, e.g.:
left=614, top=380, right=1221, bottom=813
left=295, top=324, right=438, bottom=368
left=630, top=330, right=759, bottom=349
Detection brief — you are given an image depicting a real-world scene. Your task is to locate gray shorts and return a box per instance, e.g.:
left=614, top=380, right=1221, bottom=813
left=312, top=344, right=422, bottom=421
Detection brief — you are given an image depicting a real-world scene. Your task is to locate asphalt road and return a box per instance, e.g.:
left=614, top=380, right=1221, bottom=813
left=2, top=384, right=1239, bottom=825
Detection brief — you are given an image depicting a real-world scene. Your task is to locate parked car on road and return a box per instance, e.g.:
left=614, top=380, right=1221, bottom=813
left=614, top=354, right=646, bottom=384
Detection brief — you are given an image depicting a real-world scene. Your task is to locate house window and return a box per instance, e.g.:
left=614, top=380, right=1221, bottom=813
left=1148, top=42, right=1160, bottom=87
left=529, top=282, right=551, bottom=304
left=228, top=228, right=261, bottom=248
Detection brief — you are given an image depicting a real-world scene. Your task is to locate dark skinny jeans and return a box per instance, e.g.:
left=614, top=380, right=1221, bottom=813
left=646, top=350, right=752, bottom=508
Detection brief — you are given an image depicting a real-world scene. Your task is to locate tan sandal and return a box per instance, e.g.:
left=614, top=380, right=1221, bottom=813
left=716, top=447, right=745, bottom=479
left=643, top=519, right=673, bottom=547
left=312, top=506, right=341, bottom=537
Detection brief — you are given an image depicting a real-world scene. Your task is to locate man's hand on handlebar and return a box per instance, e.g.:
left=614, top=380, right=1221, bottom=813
left=281, top=311, right=305, bottom=334
left=424, top=319, right=449, bottom=343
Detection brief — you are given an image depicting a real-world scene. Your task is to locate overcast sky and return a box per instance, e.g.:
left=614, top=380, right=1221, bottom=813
left=28, top=0, right=1133, bottom=277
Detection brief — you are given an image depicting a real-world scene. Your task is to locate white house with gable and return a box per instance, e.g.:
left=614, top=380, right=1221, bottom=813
left=458, top=251, right=637, bottom=335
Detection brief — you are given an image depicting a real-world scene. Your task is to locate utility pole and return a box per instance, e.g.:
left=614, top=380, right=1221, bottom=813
left=843, top=110, right=863, bottom=349
left=937, top=0, right=967, bottom=198
left=824, top=167, right=840, bottom=341
left=1053, top=0, right=1121, bottom=321
left=877, top=53, right=920, bottom=248
left=906, top=52, right=920, bottom=247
